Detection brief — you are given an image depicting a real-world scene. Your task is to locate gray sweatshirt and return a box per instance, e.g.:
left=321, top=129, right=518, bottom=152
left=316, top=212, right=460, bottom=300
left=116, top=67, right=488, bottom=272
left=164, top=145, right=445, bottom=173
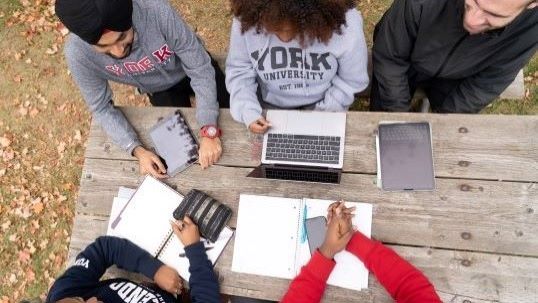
left=64, top=0, right=218, bottom=155
left=226, top=9, right=369, bottom=127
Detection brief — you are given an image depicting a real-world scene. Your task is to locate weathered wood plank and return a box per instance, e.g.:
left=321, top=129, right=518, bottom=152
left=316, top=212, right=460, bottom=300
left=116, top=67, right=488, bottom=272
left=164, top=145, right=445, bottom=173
left=67, top=214, right=538, bottom=303
left=84, top=107, right=538, bottom=182
left=76, top=158, right=538, bottom=257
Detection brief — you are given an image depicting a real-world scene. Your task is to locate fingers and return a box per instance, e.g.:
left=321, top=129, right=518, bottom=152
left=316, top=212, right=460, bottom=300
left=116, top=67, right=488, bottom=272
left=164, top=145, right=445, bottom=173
left=151, top=155, right=167, bottom=174
left=198, top=149, right=209, bottom=169
left=249, top=118, right=272, bottom=134
left=147, top=164, right=168, bottom=179
left=142, top=155, right=167, bottom=179
left=183, top=216, right=194, bottom=225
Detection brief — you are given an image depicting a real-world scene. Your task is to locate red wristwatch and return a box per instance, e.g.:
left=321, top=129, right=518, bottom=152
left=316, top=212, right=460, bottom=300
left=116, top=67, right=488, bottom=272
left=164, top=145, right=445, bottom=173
left=200, top=125, right=222, bottom=139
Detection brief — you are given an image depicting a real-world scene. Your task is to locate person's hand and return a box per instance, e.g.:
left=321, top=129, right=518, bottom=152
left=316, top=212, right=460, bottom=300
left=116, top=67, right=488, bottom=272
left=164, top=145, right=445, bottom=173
left=248, top=117, right=272, bottom=134
left=133, top=146, right=168, bottom=179
left=171, top=216, right=201, bottom=247
left=198, top=137, right=222, bottom=169
left=154, top=264, right=183, bottom=295
left=326, top=200, right=355, bottom=225
left=319, top=201, right=355, bottom=259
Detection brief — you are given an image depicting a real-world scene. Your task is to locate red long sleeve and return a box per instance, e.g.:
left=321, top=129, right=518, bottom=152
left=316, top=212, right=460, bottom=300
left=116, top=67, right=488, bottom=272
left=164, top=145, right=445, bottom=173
left=280, top=232, right=441, bottom=303
left=280, top=251, right=335, bottom=303
left=346, top=232, right=441, bottom=303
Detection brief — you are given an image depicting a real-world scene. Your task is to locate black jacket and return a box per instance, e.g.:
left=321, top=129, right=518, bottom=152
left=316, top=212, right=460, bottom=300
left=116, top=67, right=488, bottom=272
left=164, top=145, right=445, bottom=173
left=372, top=0, right=537, bottom=112
left=46, top=236, right=220, bottom=303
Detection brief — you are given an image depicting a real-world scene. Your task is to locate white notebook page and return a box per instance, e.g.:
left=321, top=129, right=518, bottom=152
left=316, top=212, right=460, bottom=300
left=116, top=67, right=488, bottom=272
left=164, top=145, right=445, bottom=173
left=160, top=226, right=234, bottom=280
left=232, top=194, right=301, bottom=279
left=299, top=199, right=373, bottom=291
left=110, top=175, right=183, bottom=256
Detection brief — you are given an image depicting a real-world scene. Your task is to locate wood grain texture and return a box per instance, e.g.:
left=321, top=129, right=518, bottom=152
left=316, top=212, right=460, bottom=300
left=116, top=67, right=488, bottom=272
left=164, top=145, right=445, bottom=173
left=67, top=214, right=538, bottom=303
left=75, top=158, right=538, bottom=257
left=66, top=108, right=538, bottom=302
left=84, top=107, right=538, bottom=182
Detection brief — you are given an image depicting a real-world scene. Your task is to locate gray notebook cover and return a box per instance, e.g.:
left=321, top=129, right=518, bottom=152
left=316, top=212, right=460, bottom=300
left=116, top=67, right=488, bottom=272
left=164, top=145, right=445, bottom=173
left=377, top=122, right=435, bottom=191
left=149, top=110, right=198, bottom=177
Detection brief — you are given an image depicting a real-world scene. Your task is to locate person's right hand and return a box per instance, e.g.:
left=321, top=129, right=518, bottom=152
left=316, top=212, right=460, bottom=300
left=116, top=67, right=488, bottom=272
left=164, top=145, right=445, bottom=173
left=133, top=146, right=168, bottom=179
left=171, top=216, right=201, bottom=247
left=154, top=264, right=183, bottom=295
left=248, top=117, right=272, bottom=134
left=319, top=201, right=355, bottom=259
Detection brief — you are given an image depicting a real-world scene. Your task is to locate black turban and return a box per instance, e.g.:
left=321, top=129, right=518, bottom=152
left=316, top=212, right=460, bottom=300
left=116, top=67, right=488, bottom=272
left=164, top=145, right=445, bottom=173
left=55, top=0, right=133, bottom=45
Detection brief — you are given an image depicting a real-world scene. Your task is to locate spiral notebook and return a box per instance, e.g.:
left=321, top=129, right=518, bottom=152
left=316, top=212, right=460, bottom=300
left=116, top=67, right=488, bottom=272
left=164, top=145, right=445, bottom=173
left=149, top=110, right=199, bottom=177
left=232, top=194, right=372, bottom=291
left=107, top=175, right=233, bottom=280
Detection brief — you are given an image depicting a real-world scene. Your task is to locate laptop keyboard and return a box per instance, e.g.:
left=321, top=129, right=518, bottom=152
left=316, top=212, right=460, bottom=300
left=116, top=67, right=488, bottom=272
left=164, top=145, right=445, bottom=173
left=265, top=134, right=340, bottom=164
left=381, top=124, right=430, bottom=142
left=265, top=167, right=340, bottom=184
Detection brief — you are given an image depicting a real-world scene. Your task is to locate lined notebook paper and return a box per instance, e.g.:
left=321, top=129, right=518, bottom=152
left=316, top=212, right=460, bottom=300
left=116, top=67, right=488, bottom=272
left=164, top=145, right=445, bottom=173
left=232, top=194, right=372, bottom=291
left=107, top=175, right=233, bottom=280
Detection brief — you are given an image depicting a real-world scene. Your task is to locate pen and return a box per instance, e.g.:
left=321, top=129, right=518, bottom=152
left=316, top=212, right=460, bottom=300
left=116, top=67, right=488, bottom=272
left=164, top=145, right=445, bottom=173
left=178, top=246, right=214, bottom=258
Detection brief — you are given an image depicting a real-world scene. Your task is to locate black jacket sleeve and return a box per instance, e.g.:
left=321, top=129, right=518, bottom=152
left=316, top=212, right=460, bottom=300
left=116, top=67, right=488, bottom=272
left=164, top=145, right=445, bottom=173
left=184, top=241, right=220, bottom=303
left=46, top=236, right=164, bottom=302
left=440, top=44, right=537, bottom=113
left=372, top=0, right=422, bottom=111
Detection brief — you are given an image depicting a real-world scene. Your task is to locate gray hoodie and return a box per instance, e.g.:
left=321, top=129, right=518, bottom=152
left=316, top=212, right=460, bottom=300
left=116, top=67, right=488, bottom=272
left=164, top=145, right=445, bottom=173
left=64, top=0, right=218, bottom=155
left=226, top=9, right=369, bottom=127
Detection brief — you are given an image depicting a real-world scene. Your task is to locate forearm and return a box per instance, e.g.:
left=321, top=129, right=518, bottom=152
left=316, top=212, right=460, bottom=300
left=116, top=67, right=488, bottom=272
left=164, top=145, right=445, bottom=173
left=92, top=101, right=142, bottom=155
left=181, top=50, right=220, bottom=126
left=47, top=236, right=163, bottom=302
left=281, top=251, right=335, bottom=303
left=347, top=232, right=440, bottom=302
left=317, top=76, right=365, bottom=111
left=185, top=242, right=220, bottom=303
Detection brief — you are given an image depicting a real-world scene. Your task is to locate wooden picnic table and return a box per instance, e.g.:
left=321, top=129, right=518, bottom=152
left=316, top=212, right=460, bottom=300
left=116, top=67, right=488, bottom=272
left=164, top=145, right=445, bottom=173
left=68, top=107, right=538, bottom=303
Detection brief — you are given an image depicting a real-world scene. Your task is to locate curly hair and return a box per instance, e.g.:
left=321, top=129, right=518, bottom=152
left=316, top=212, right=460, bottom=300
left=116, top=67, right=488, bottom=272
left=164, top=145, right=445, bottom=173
left=230, top=0, right=356, bottom=45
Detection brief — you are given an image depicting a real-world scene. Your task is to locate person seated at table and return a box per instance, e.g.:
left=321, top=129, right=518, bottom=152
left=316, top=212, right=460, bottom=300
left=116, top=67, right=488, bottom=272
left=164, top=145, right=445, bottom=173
left=55, top=0, right=229, bottom=176
left=280, top=202, right=442, bottom=303
left=370, top=0, right=537, bottom=113
left=46, top=217, right=220, bottom=303
left=226, top=0, right=369, bottom=134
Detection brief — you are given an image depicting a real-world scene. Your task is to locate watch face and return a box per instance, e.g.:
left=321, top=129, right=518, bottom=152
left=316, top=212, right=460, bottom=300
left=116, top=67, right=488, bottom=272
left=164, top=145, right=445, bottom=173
left=207, top=126, right=217, bottom=137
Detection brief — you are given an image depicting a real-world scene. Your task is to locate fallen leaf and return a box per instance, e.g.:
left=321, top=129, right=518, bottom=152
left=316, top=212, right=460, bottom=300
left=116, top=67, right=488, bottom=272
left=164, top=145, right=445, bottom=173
left=57, top=141, right=66, bottom=154
left=32, top=202, right=44, bottom=214
left=18, top=107, right=28, bottom=116
left=19, top=251, right=31, bottom=263
left=74, top=129, right=82, bottom=141
left=8, top=273, right=17, bottom=284
left=1, top=220, right=11, bottom=231
left=26, top=268, right=36, bottom=283
left=29, top=108, right=39, bottom=117
left=0, top=136, right=10, bottom=147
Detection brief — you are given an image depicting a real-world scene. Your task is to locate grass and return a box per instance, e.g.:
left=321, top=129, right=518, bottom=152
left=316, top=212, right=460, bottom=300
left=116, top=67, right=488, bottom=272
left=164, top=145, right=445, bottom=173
left=0, top=0, right=536, bottom=302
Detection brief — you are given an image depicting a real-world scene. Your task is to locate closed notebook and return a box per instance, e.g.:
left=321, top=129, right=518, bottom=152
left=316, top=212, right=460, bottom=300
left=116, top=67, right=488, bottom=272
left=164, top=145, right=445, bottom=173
left=232, top=194, right=373, bottom=291
left=107, top=175, right=234, bottom=280
left=376, top=122, right=435, bottom=191
left=173, top=189, right=232, bottom=243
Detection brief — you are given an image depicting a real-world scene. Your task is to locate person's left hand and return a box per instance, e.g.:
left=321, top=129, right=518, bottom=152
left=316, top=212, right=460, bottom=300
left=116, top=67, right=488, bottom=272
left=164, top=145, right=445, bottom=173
left=319, top=201, right=355, bottom=259
left=154, top=265, right=183, bottom=295
left=198, top=137, right=222, bottom=169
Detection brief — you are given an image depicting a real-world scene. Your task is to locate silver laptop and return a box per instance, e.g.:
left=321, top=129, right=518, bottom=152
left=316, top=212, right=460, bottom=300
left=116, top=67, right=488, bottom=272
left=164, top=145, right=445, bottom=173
left=261, top=110, right=346, bottom=171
